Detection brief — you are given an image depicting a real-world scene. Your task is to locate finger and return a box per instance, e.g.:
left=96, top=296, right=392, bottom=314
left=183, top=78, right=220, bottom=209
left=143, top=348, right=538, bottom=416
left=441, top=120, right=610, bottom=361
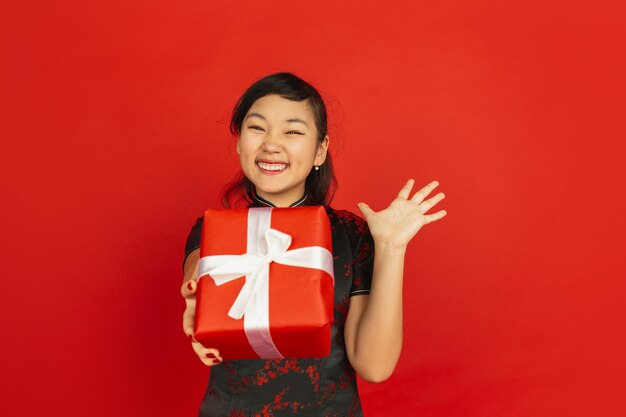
left=419, top=192, right=445, bottom=214
left=192, top=343, right=223, bottom=366
left=397, top=179, right=415, bottom=200
left=410, top=180, right=440, bottom=203
left=181, top=279, right=197, bottom=299
left=185, top=332, right=197, bottom=344
left=424, top=209, right=448, bottom=224
left=182, top=303, right=196, bottom=336
left=356, top=202, right=374, bottom=220
left=200, top=356, right=223, bottom=367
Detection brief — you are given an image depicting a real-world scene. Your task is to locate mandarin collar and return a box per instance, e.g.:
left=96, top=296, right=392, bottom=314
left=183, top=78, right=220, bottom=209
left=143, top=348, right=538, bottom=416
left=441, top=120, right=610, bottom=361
left=250, top=193, right=311, bottom=208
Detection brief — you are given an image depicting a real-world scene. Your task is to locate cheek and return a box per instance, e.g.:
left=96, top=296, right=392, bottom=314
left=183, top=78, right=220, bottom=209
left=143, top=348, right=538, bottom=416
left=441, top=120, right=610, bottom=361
left=288, top=140, right=318, bottom=163
left=240, top=152, right=254, bottom=171
left=237, top=137, right=255, bottom=158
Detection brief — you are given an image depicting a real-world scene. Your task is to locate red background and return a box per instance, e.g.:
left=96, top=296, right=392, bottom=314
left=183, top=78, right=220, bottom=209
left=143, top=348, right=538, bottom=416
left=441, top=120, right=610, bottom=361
left=2, top=1, right=625, bottom=416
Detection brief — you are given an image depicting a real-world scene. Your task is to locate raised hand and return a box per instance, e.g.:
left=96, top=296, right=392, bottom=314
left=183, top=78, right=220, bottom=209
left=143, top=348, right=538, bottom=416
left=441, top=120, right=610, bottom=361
left=181, top=277, right=223, bottom=366
left=356, top=179, right=447, bottom=250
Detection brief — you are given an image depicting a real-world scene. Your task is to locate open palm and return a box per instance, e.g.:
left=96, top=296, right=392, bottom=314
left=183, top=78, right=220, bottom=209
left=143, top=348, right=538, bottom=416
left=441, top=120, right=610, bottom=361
left=357, top=179, right=447, bottom=250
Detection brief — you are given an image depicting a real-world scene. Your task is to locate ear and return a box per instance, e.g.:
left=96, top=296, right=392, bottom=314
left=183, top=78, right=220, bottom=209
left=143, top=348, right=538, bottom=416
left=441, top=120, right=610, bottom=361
left=314, top=135, right=329, bottom=166
left=236, top=137, right=241, bottom=155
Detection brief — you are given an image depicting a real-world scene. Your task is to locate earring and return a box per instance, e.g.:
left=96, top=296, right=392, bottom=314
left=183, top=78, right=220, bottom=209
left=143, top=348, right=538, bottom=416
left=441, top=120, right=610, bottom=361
left=314, top=166, right=320, bottom=171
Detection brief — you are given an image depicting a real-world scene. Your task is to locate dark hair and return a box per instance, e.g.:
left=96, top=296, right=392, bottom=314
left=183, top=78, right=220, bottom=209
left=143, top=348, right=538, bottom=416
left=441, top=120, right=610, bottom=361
left=221, top=72, right=337, bottom=207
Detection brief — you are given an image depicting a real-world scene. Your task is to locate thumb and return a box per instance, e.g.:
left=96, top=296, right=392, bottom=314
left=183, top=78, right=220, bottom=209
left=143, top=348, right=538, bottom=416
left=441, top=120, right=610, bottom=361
left=356, top=202, right=374, bottom=220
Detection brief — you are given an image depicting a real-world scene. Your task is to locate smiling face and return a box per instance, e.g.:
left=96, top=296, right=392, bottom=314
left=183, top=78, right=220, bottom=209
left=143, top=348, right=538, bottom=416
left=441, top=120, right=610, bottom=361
left=237, top=94, right=328, bottom=207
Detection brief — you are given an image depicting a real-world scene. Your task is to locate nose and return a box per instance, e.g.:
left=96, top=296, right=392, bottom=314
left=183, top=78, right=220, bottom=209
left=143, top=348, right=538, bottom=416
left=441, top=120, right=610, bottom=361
left=261, top=132, right=282, bottom=153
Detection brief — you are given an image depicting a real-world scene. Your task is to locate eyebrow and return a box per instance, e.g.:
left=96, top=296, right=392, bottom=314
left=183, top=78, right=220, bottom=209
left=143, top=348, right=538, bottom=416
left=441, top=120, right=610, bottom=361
left=245, top=112, right=309, bottom=129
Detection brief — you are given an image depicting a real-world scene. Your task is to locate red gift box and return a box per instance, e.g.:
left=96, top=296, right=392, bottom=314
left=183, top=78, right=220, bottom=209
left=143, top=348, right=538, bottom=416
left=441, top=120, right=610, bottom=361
left=193, top=206, right=334, bottom=360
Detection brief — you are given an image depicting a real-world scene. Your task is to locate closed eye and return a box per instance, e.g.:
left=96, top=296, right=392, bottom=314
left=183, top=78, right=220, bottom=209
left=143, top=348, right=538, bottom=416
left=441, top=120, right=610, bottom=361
left=248, top=125, right=303, bottom=135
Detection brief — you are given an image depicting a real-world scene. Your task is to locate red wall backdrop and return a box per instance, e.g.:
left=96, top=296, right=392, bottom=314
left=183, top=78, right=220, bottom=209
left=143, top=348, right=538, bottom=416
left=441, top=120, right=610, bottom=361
left=2, top=1, right=625, bottom=416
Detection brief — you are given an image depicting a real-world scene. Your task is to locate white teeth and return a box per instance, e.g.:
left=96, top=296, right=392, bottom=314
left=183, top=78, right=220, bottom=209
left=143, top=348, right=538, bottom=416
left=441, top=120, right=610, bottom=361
left=257, top=162, right=287, bottom=171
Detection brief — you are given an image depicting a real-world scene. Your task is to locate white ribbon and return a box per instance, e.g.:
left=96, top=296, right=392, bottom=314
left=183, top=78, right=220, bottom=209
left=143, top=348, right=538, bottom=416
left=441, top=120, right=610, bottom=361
left=197, top=207, right=334, bottom=359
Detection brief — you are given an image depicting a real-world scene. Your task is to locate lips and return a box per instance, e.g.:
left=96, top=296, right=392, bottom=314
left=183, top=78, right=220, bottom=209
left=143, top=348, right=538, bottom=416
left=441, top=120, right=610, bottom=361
left=256, top=160, right=288, bottom=172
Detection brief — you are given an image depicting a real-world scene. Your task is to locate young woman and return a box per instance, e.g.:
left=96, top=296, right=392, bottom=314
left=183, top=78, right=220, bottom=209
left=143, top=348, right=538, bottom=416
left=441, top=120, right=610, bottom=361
left=181, top=72, right=447, bottom=416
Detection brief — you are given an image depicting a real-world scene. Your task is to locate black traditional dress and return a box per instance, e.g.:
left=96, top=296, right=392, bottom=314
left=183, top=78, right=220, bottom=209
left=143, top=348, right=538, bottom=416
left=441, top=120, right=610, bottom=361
left=182, top=194, right=375, bottom=417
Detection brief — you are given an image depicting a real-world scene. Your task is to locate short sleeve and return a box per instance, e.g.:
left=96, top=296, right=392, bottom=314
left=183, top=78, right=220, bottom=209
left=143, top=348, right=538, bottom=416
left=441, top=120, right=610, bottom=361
left=349, top=216, right=375, bottom=297
left=182, top=216, right=203, bottom=272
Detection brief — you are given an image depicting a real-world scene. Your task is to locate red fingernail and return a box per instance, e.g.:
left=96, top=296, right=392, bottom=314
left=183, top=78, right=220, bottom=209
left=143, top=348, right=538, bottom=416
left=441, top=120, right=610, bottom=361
left=205, top=353, right=216, bottom=359
left=188, top=334, right=194, bottom=342
left=187, top=281, right=193, bottom=290
left=212, top=358, right=222, bottom=364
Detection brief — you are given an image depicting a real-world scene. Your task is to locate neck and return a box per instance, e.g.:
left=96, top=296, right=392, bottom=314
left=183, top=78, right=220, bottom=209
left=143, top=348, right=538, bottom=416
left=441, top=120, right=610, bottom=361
left=253, top=191, right=308, bottom=208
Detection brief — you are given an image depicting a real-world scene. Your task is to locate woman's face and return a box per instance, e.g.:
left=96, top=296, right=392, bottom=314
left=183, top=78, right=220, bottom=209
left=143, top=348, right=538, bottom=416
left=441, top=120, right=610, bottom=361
left=237, top=94, right=328, bottom=207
